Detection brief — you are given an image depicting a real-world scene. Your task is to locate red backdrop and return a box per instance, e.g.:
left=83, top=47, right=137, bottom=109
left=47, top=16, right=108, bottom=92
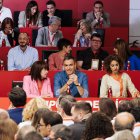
left=3, top=0, right=129, bottom=26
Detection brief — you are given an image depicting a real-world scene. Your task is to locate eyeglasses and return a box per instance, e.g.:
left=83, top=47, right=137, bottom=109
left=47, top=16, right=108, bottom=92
left=37, top=123, right=46, bottom=127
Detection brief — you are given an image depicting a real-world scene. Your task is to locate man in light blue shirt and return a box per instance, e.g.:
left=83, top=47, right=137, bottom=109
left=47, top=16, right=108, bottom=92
left=54, top=56, right=89, bottom=97
left=8, top=32, right=38, bottom=71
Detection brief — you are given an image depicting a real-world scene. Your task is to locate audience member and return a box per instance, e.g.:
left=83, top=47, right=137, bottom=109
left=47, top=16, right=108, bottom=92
left=69, top=101, right=92, bottom=140
left=99, top=98, right=117, bottom=120
left=49, top=124, right=74, bottom=140
left=131, top=97, right=140, bottom=108
left=15, top=125, right=36, bottom=140
left=32, top=108, right=51, bottom=130
left=0, top=0, right=12, bottom=27
left=35, top=16, right=63, bottom=46
left=23, top=131, right=43, bottom=140
left=106, top=129, right=135, bottom=140
left=86, top=0, right=110, bottom=29
left=58, top=96, right=76, bottom=126
left=8, top=87, right=27, bottom=124
left=114, top=112, right=135, bottom=131
left=0, top=108, right=9, bottom=120
left=0, top=118, right=18, bottom=140
left=73, top=19, right=92, bottom=47
left=0, top=17, right=19, bottom=47
left=8, top=32, right=38, bottom=71
left=77, top=33, right=108, bottom=70
left=100, top=55, right=140, bottom=97
left=106, top=112, right=136, bottom=140
left=48, top=38, right=72, bottom=70
left=130, top=107, right=140, bottom=139
left=82, top=112, right=114, bottom=140
left=114, top=38, right=140, bottom=70
left=54, top=55, right=89, bottom=97
left=36, top=111, right=62, bottom=139
left=42, top=0, right=62, bottom=26
left=23, top=61, right=53, bottom=98
left=19, top=97, right=49, bottom=128
left=118, top=100, right=134, bottom=113
left=18, top=0, right=42, bottom=28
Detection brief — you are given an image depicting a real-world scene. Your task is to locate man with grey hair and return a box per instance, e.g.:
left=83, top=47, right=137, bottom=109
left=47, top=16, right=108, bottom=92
left=35, top=16, right=63, bottom=46
left=114, top=112, right=135, bottom=131
left=106, top=112, right=135, bottom=140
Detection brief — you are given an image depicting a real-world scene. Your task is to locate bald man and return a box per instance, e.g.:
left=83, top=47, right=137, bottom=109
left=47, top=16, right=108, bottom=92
left=114, top=112, right=135, bottom=131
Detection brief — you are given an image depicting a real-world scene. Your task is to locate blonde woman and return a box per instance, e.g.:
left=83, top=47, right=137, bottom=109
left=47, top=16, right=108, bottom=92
left=19, top=97, right=49, bottom=128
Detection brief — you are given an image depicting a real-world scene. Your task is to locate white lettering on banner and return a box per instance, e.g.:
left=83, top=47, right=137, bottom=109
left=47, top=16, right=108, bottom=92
left=43, top=98, right=132, bottom=111
left=49, top=100, right=56, bottom=108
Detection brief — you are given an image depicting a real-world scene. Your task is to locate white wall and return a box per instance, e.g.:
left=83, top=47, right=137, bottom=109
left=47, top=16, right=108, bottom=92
left=129, top=0, right=140, bottom=45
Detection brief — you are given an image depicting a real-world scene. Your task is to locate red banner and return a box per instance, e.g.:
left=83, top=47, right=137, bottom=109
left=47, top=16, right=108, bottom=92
left=0, top=98, right=132, bottom=111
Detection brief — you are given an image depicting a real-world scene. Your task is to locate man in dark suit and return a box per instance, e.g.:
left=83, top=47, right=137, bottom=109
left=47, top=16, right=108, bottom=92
left=86, top=0, right=110, bottom=29
left=42, top=0, right=63, bottom=27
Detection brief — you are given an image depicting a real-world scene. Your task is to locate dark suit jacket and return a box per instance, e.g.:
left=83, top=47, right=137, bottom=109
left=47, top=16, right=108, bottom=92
left=42, top=9, right=63, bottom=26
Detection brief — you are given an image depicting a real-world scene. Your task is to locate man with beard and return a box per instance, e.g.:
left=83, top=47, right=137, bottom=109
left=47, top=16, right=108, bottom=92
left=54, top=55, right=89, bottom=97
left=8, top=32, right=38, bottom=71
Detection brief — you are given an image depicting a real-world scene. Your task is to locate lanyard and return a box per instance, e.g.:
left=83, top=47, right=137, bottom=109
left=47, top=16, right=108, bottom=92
left=48, top=30, right=55, bottom=46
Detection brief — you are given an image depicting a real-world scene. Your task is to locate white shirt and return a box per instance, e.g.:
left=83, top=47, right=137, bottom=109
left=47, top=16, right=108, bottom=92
left=8, top=45, right=39, bottom=71
left=0, top=31, right=11, bottom=47
left=0, top=6, right=12, bottom=23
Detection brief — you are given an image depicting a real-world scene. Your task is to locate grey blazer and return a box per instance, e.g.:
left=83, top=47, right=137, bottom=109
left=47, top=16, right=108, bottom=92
left=18, top=11, right=43, bottom=28
left=35, top=26, right=63, bottom=47
left=86, top=11, right=110, bottom=28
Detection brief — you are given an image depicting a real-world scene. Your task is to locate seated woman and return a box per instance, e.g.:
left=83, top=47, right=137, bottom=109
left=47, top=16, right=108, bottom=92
left=100, top=55, right=140, bottom=98
left=73, top=19, right=92, bottom=47
left=18, top=0, right=42, bottom=28
left=48, top=38, right=72, bottom=70
left=0, top=17, right=19, bottom=47
left=114, top=38, right=140, bottom=70
left=23, top=61, right=53, bottom=98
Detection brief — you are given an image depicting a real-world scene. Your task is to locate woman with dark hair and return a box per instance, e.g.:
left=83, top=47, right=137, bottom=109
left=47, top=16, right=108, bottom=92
left=100, top=55, right=140, bottom=98
left=82, top=112, right=114, bottom=140
left=73, top=19, right=92, bottom=47
left=48, top=38, right=72, bottom=70
left=18, top=0, right=42, bottom=28
left=99, top=98, right=117, bottom=120
left=23, top=61, right=53, bottom=97
left=0, top=17, right=19, bottom=47
left=114, top=38, right=140, bottom=70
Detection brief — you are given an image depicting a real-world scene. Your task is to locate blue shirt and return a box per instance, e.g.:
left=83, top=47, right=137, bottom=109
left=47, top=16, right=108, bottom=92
left=8, top=45, right=38, bottom=70
left=125, top=55, right=140, bottom=70
left=54, top=70, right=89, bottom=97
left=8, top=108, right=23, bottom=124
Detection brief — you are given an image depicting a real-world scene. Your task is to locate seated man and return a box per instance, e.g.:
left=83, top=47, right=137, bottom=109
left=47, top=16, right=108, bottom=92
left=42, top=0, right=63, bottom=27
left=54, top=56, right=89, bottom=97
left=0, top=0, right=12, bottom=27
left=77, top=33, right=108, bottom=70
left=35, top=16, right=63, bottom=47
left=86, top=0, right=110, bottom=29
left=48, top=38, right=72, bottom=70
left=8, top=87, right=27, bottom=124
left=8, top=32, right=38, bottom=71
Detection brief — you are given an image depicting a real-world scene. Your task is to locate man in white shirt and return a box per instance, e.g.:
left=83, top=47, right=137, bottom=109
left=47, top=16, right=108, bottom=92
left=8, top=32, right=38, bottom=71
left=0, top=0, right=12, bottom=26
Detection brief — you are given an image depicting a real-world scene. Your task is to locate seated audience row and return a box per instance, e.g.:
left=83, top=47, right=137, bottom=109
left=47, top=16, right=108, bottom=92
left=22, top=55, right=139, bottom=98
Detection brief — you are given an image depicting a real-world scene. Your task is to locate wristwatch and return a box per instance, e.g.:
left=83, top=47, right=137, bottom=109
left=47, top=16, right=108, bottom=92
left=75, top=83, right=81, bottom=86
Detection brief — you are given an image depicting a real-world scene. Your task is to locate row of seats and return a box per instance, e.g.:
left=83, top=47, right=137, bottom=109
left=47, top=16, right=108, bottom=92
left=19, top=27, right=129, bottom=47
left=13, top=10, right=73, bottom=27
